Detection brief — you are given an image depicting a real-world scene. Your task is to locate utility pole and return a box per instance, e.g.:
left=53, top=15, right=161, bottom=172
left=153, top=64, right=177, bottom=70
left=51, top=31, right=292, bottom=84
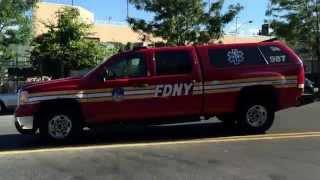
left=127, top=0, right=129, bottom=19
left=71, top=0, right=74, bottom=6
left=235, top=16, right=239, bottom=35
left=314, top=0, right=320, bottom=75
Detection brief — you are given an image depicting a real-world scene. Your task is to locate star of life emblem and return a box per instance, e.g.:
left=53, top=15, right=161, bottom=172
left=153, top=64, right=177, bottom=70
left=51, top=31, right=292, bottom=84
left=227, top=49, right=245, bottom=65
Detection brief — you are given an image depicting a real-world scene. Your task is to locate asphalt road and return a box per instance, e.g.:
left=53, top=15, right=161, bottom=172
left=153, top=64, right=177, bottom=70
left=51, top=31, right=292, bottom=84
left=0, top=102, right=320, bottom=180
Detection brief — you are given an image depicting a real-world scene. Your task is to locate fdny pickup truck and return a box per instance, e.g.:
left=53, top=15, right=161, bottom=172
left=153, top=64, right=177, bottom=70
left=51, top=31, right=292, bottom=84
left=15, top=40, right=305, bottom=141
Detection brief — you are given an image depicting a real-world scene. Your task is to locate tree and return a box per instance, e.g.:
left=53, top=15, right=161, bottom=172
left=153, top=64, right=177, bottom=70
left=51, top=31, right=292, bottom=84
left=267, top=0, right=320, bottom=64
left=128, top=0, right=243, bottom=45
left=30, top=7, right=108, bottom=79
left=0, top=0, right=37, bottom=62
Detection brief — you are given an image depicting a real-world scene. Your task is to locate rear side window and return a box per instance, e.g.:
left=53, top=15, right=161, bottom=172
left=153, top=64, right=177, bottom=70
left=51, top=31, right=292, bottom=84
left=259, top=45, right=291, bottom=64
left=155, top=50, right=193, bottom=75
left=209, top=47, right=266, bottom=68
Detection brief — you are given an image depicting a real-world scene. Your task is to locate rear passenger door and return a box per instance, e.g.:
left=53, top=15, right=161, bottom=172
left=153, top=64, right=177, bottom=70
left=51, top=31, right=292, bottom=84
left=149, top=48, right=203, bottom=118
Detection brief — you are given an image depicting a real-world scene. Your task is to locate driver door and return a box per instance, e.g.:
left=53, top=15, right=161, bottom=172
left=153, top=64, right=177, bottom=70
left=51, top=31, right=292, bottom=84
left=84, top=52, right=154, bottom=123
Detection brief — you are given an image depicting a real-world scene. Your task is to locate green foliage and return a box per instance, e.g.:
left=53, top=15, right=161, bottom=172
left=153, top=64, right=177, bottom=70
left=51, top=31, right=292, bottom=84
left=30, top=7, right=110, bottom=78
left=128, top=0, right=242, bottom=45
left=267, top=0, right=320, bottom=60
left=0, top=0, right=37, bottom=62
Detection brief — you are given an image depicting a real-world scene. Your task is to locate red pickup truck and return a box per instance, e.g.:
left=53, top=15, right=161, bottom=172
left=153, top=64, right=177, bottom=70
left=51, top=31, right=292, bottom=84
left=15, top=40, right=305, bottom=141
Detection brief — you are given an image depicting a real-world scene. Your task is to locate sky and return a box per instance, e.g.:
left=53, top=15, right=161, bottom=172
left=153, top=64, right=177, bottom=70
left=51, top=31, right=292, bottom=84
left=44, top=0, right=270, bottom=36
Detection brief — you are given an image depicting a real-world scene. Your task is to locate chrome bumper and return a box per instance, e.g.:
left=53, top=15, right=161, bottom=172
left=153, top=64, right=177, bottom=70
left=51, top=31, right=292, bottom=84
left=15, top=116, right=34, bottom=130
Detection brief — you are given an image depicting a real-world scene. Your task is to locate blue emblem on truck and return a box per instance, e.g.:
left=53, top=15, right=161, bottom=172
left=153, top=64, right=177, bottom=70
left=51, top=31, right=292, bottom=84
left=227, top=49, right=245, bottom=65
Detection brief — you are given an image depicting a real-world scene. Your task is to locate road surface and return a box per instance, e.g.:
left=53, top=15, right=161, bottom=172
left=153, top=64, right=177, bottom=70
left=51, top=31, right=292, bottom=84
left=0, top=102, right=319, bottom=180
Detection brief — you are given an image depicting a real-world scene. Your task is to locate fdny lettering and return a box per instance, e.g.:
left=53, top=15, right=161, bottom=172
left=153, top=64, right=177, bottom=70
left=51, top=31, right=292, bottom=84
left=155, top=83, right=194, bottom=97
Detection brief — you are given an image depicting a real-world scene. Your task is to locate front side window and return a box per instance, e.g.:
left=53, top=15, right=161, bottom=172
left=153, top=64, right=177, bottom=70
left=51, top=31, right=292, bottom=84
left=155, top=50, right=193, bottom=75
left=103, top=54, right=147, bottom=80
left=209, top=47, right=266, bottom=68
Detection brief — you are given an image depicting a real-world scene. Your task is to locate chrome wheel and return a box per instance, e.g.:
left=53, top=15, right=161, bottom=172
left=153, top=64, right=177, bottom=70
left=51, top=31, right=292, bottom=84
left=246, top=105, right=268, bottom=128
left=48, top=115, right=72, bottom=140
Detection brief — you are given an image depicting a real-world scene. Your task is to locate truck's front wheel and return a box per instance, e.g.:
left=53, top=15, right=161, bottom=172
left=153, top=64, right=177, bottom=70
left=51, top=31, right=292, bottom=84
left=40, top=111, right=81, bottom=141
left=238, top=100, right=275, bottom=134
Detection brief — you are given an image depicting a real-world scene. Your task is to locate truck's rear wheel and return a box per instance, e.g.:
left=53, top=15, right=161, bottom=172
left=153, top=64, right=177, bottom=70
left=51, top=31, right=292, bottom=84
left=238, top=100, right=274, bottom=134
left=40, top=111, right=81, bottom=141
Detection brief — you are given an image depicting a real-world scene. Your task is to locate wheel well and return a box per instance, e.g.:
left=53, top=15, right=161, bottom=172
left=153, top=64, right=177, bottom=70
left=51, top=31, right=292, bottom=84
left=237, top=85, right=279, bottom=110
left=34, top=99, right=84, bottom=129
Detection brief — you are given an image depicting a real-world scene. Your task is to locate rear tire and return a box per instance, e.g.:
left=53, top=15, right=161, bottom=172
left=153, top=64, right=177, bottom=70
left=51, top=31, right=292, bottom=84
left=237, top=99, right=275, bottom=134
left=40, top=110, right=81, bottom=142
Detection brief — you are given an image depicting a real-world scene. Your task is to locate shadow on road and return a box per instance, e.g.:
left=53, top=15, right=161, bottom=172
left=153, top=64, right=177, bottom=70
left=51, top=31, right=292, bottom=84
left=0, top=122, right=249, bottom=152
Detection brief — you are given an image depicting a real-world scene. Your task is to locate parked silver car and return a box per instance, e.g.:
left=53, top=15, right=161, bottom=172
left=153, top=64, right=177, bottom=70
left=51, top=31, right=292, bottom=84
left=0, top=93, right=18, bottom=113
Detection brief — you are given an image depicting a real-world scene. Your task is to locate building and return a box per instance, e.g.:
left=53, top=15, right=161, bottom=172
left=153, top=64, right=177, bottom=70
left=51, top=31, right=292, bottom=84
left=33, top=2, right=95, bottom=36
left=32, top=2, right=269, bottom=45
left=32, top=2, right=159, bottom=44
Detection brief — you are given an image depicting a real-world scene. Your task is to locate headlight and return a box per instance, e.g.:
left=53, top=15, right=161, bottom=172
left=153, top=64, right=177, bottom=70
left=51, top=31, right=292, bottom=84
left=19, top=91, right=29, bottom=105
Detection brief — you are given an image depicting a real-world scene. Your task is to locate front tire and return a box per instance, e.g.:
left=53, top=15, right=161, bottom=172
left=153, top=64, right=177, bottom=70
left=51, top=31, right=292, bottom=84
left=40, top=110, right=81, bottom=142
left=238, top=100, right=275, bottom=134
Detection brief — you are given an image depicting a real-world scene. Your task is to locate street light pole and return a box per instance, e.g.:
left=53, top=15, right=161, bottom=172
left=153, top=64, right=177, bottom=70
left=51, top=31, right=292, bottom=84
left=235, top=17, right=239, bottom=35
left=127, top=0, right=129, bottom=19
left=232, top=18, right=253, bottom=41
left=315, top=0, right=320, bottom=67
